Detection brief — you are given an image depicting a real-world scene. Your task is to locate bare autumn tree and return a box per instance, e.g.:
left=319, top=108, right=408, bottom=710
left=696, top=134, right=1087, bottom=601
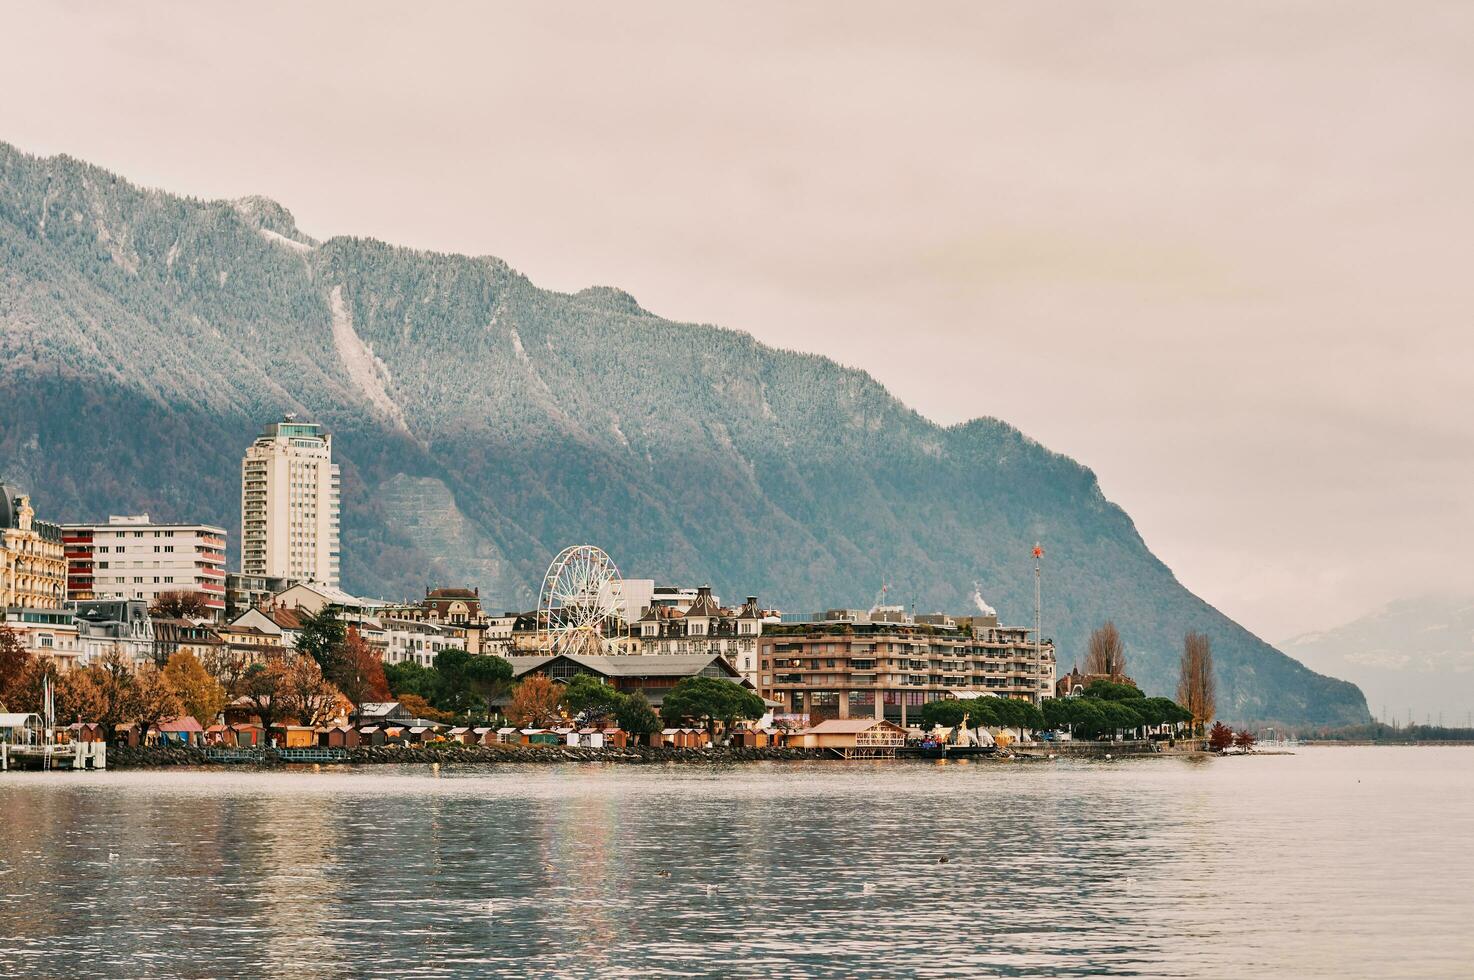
left=130, top=663, right=183, bottom=743
left=1177, top=631, right=1216, bottom=730
left=279, top=655, right=346, bottom=726
left=203, top=646, right=253, bottom=699
left=240, top=659, right=288, bottom=733
left=150, top=590, right=211, bottom=619
left=1084, top=621, right=1127, bottom=677
left=87, top=650, right=141, bottom=742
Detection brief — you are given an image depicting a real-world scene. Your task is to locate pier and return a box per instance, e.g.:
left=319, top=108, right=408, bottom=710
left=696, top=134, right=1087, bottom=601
left=1, top=740, right=107, bottom=771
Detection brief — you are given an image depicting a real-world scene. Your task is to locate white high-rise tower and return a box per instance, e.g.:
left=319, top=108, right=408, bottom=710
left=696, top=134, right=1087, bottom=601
left=241, top=415, right=341, bottom=587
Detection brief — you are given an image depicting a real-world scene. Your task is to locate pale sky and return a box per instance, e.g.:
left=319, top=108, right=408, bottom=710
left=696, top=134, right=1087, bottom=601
left=3, top=2, right=1471, bottom=642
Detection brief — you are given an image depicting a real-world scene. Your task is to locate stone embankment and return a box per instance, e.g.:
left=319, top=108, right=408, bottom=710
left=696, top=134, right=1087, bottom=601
left=349, top=743, right=823, bottom=764
left=106, top=744, right=825, bottom=768
left=109, top=745, right=217, bottom=768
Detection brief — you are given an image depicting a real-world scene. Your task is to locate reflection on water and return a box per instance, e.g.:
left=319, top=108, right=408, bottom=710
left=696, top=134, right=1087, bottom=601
left=1, top=748, right=1471, bottom=978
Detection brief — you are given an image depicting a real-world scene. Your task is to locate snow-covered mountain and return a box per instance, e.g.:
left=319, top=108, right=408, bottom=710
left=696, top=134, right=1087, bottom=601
left=1282, top=596, right=1474, bottom=724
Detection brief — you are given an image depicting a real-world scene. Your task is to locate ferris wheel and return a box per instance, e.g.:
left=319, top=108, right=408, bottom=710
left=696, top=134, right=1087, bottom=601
left=538, top=544, right=627, bottom=656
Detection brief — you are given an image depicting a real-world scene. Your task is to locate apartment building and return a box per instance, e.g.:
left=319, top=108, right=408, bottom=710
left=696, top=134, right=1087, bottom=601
left=241, top=415, right=341, bottom=587
left=62, top=515, right=228, bottom=617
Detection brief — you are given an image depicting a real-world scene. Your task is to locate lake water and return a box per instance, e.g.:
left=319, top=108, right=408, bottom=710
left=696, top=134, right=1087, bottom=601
left=1, top=747, right=1471, bottom=978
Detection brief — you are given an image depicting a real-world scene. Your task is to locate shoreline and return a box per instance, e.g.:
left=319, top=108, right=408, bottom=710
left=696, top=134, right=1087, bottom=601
left=102, top=744, right=832, bottom=769
left=94, top=741, right=1195, bottom=769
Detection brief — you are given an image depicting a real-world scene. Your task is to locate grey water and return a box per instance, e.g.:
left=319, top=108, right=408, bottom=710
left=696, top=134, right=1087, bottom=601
left=1, top=747, right=1470, bottom=978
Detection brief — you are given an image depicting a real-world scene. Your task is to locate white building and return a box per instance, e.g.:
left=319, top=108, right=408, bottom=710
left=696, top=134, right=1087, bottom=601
left=2, top=608, right=81, bottom=672
left=62, top=515, right=228, bottom=618
left=379, top=619, right=466, bottom=667
left=241, top=415, right=341, bottom=588
left=610, top=579, right=655, bottom=622
left=634, top=589, right=773, bottom=687
left=73, top=598, right=155, bottom=667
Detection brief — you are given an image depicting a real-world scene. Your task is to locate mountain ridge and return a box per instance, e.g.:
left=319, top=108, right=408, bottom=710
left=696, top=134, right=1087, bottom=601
left=0, top=140, right=1369, bottom=725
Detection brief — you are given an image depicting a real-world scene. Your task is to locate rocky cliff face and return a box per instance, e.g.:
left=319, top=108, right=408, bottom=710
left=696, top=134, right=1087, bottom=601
left=0, top=142, right=1369, bottom=724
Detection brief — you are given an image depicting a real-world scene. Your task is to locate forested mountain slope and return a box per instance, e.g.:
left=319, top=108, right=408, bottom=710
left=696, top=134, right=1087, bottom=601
left=0, top=142, right=1368, bottom=724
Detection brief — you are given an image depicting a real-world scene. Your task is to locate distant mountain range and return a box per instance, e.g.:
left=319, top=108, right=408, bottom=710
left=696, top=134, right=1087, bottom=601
left=0, top=141, right=1369, bottom=724
left=1281, top=595, right=1474, bottom=725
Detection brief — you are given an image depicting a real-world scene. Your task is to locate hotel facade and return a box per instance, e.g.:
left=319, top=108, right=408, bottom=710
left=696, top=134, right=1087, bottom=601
left=757, top=609, right=1056, bottom=727
left=0, top=484, right=66, bottom=611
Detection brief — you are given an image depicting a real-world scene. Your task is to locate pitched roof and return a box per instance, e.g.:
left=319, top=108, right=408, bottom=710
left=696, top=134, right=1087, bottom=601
left=684, top=586, right=721, bottom=619
left=357, top=701, right=403, bottom=717
left=283, top=582, right=386, bottom=607
left=268, top=607, right=305, bottom=630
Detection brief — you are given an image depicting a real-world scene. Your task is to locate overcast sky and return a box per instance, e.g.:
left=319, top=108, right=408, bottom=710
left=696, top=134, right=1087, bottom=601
left=3, top=2, right=1471, bottom=642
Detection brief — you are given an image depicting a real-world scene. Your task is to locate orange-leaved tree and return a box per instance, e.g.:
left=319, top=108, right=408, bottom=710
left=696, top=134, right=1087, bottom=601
left=162, top=649, right=228, bottom=726
left=507, top=674, right=564, bottom=728
left=331, top=626, right=390, bottom=707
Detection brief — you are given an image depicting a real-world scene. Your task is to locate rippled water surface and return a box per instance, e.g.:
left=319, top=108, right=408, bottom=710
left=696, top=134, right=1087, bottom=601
left=1, top=747, right=1471, bottom=978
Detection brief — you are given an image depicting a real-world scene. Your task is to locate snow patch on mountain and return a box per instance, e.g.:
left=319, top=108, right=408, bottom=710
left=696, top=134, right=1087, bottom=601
left=330, top=285, right=410, bottom=434
left=259, top=227, right=314, bottom=254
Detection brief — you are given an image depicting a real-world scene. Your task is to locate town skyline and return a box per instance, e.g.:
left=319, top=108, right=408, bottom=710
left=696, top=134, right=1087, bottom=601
left=4, top=3, right=1471, bottom=646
